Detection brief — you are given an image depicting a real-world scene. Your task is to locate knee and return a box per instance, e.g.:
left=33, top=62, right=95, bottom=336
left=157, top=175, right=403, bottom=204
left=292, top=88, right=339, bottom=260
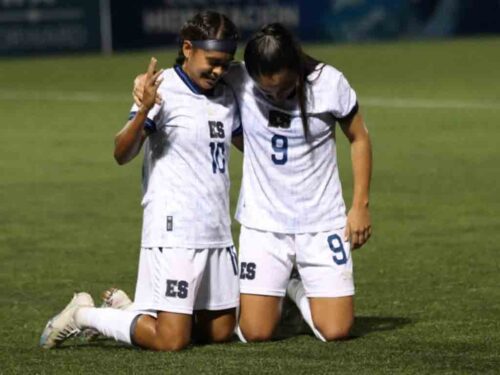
left=315, top=319, right=353, bottom=342
left=240, top=325, right=274, bottom=342
left=209, top=325, right=235, bottom=344
left=154, top=335, right=190, bottom=352
left=153, top=328, right=191, bottom=352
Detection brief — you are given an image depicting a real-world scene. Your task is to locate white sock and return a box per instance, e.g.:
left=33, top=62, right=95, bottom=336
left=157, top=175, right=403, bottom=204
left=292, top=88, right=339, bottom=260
left=234, top=324, right=247, bottom=343
left=75, top=307, right=140, bottom=345
left=234, top=304, right=248, bottom=343
left=287, top=279, right=326, bottom=342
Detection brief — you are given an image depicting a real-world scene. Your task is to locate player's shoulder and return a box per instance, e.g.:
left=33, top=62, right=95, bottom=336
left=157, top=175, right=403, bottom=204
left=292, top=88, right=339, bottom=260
left=157, top=67, right=178, bottom=90
left=223, top=61, right=249, bottom=88
left=308, top=63, right=345, bottom=86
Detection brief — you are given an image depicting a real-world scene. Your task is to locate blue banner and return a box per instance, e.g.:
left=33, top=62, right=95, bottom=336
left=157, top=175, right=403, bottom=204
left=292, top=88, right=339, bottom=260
left=1, top=0, right=498, bottom=55
left=110, top=0, right=299, bottom=50
left=299, top=0, right=500, bottom=42
left=0, top=0, right=101, bottom=56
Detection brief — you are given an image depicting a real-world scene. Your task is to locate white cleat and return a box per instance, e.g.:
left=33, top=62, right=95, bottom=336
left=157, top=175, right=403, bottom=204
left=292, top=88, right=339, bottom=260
left=101, top=288, right=132, bottom=310
left=286, top=278, right=302, bottom=305
left=275, top=269, right=309, bottom=338
left=40, top=292, right=94, bottom=349
left=80, top=288, right=133, bottom=341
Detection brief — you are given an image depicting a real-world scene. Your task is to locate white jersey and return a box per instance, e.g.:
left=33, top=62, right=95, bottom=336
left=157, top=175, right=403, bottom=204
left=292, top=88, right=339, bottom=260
left=225, top=63, right=357, bottom=233
left=130, top=66, right=242, bottom=248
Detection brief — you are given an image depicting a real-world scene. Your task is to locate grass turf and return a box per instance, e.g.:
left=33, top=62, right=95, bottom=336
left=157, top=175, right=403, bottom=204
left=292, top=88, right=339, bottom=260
left=0, top=37, right=499, bottom=374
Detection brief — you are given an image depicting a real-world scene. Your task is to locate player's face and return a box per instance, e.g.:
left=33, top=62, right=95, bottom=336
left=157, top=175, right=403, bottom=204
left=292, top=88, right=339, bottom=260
left=183, top=42, right=233, bottom=91
left=255, top=69, right=298, bottom=104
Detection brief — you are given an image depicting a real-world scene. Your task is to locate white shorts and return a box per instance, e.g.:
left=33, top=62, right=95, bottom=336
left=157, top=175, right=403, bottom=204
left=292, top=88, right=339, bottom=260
left=239, top=226, right=354, bottom=298
left=132, top=246, right=239, bottom=315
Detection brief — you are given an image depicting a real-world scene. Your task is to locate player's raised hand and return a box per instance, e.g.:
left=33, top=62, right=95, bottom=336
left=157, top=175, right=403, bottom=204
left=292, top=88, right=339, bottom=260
left=137, top=57, right=163, bottom=111
left=344, top=206, right=372, bottom=250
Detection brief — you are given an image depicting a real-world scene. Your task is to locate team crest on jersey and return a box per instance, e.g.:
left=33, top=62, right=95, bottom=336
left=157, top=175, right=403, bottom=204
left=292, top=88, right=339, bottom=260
left=268, top=110, right=291, bottom=129
left=166, top=216, right=173, bottom=231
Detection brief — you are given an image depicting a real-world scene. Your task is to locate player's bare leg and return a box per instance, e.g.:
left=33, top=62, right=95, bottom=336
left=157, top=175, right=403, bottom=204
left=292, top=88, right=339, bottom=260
left=309, top=296, right=354, bottom=341
left=238, top=294, right=282, bottom=342
left=194, top=308, right=236, bottom=343
left=132, top=312, right=192, bottom=351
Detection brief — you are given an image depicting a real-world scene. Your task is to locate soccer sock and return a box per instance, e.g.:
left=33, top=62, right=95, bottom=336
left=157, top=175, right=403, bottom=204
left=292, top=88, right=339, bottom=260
left=287, top=280, right=326, bottom=342
left=75, top=307, right=139, bottom=345
left=234, top=324, right=248, bottom=343
left=234, top=305, right=248, bottom=343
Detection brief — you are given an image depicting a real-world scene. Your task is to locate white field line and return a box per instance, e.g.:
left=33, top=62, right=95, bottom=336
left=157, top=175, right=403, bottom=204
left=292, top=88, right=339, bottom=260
left=1, top=89, right=499, bottom=110
left=0, top=89, right=129, bottom=103
left=362, top=97, right=500, bottom=110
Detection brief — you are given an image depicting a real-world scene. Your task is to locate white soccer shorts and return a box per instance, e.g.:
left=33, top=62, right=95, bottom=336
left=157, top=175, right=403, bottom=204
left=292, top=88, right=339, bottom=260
left=238, top=226, right=354, bottom=298
left=132, top=246, right=239, bottom=315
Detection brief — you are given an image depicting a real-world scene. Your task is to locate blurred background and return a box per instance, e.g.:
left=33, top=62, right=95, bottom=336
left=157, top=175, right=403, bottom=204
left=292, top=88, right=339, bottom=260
left=1, top=0, right=499, bottom=56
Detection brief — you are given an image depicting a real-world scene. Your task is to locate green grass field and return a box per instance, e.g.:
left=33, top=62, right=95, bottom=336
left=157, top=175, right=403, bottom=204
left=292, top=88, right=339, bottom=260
left=1, top=37, right=499, bottom=374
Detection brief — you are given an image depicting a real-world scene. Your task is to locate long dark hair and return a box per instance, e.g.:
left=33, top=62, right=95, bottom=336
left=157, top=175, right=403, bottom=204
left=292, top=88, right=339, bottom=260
left=176, top=11, right=239, bottom=65
left=244, top=23, right=321, bottom=138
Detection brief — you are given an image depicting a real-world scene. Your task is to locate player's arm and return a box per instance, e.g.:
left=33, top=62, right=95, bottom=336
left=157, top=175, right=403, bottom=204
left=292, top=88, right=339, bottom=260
left=339, top=110, right=372, bottom=249
left=114, top=58, right=163, bottom=165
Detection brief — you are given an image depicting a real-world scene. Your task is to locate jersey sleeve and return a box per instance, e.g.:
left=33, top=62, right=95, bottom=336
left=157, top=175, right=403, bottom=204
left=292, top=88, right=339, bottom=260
left=321, top=66, right=358, bottom=120
left=331, top=73, right=358, bottom=119
left=129, top=103, right=162, bottom=132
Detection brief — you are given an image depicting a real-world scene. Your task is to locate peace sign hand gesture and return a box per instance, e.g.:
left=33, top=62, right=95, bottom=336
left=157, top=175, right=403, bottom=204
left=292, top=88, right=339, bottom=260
left=140, top=57, right=163, bottom=113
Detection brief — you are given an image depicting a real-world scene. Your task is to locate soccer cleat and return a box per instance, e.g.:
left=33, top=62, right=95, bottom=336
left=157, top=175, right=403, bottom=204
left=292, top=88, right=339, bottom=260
left=285, top=271, right=326, bottom=341
left=80, top=288, right=133, bottom=341
left=275, top=295, right=309, bottom=339
left=40, top=292, right=94, bottom=349
left=286, top=267, right=302, bottom=305
left=101, top=288, right=132, bottom=310
left=289, top=267, right=301, bottom=281
left=286, top=277, right=301, bottom=304
left=275, top=269, right=309, bottom=338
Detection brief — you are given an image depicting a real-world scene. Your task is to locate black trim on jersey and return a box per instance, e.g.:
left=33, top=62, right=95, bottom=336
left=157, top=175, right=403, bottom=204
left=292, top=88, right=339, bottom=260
left=174, top=65, right=202, bottom=94
left=129, top=111, right=157, bottom=132
left=335, top=101, right=359, bottom=122
left=174, top=64, right=216, bottom=97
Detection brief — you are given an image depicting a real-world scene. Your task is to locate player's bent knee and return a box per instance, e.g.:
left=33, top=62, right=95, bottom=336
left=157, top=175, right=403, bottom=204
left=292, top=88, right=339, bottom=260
left=154, top=327, right=191, bottom=351
left=319, top=326, right=351, bottom=341
left=315, top=320, right=353, bottom=341
left=209, top=326, right=235, bottom=343
left=240, top=327, right=274, bottom=342
left=154, top=335, right=190, bottom=352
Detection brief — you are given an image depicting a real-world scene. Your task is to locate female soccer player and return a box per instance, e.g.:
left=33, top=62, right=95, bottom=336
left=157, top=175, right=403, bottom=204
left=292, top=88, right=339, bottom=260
left=231, top=24, right=372, bottom=342
left=40, top=11, right=242, bottom=351
left=134, top=23, right=372, bottom=343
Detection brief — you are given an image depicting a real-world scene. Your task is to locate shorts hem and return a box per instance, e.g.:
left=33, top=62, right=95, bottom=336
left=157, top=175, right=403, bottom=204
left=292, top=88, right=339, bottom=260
left=237, top=220, right=347, bottom=234
left=140, top=242, right=235, bottom=250
left=133, top=304, right=193, bottom=315
left=194, top=299, right=239, bottom=311
left=240, top=288, right=286, bottom=297
left=305, top=289, right=355, bottom=298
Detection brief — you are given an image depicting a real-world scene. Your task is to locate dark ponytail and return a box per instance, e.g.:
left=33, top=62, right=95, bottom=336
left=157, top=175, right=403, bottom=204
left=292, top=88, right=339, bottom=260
left=176, top=11, right=239, bottom=65
left=244, top=23, right=320, bottom=139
